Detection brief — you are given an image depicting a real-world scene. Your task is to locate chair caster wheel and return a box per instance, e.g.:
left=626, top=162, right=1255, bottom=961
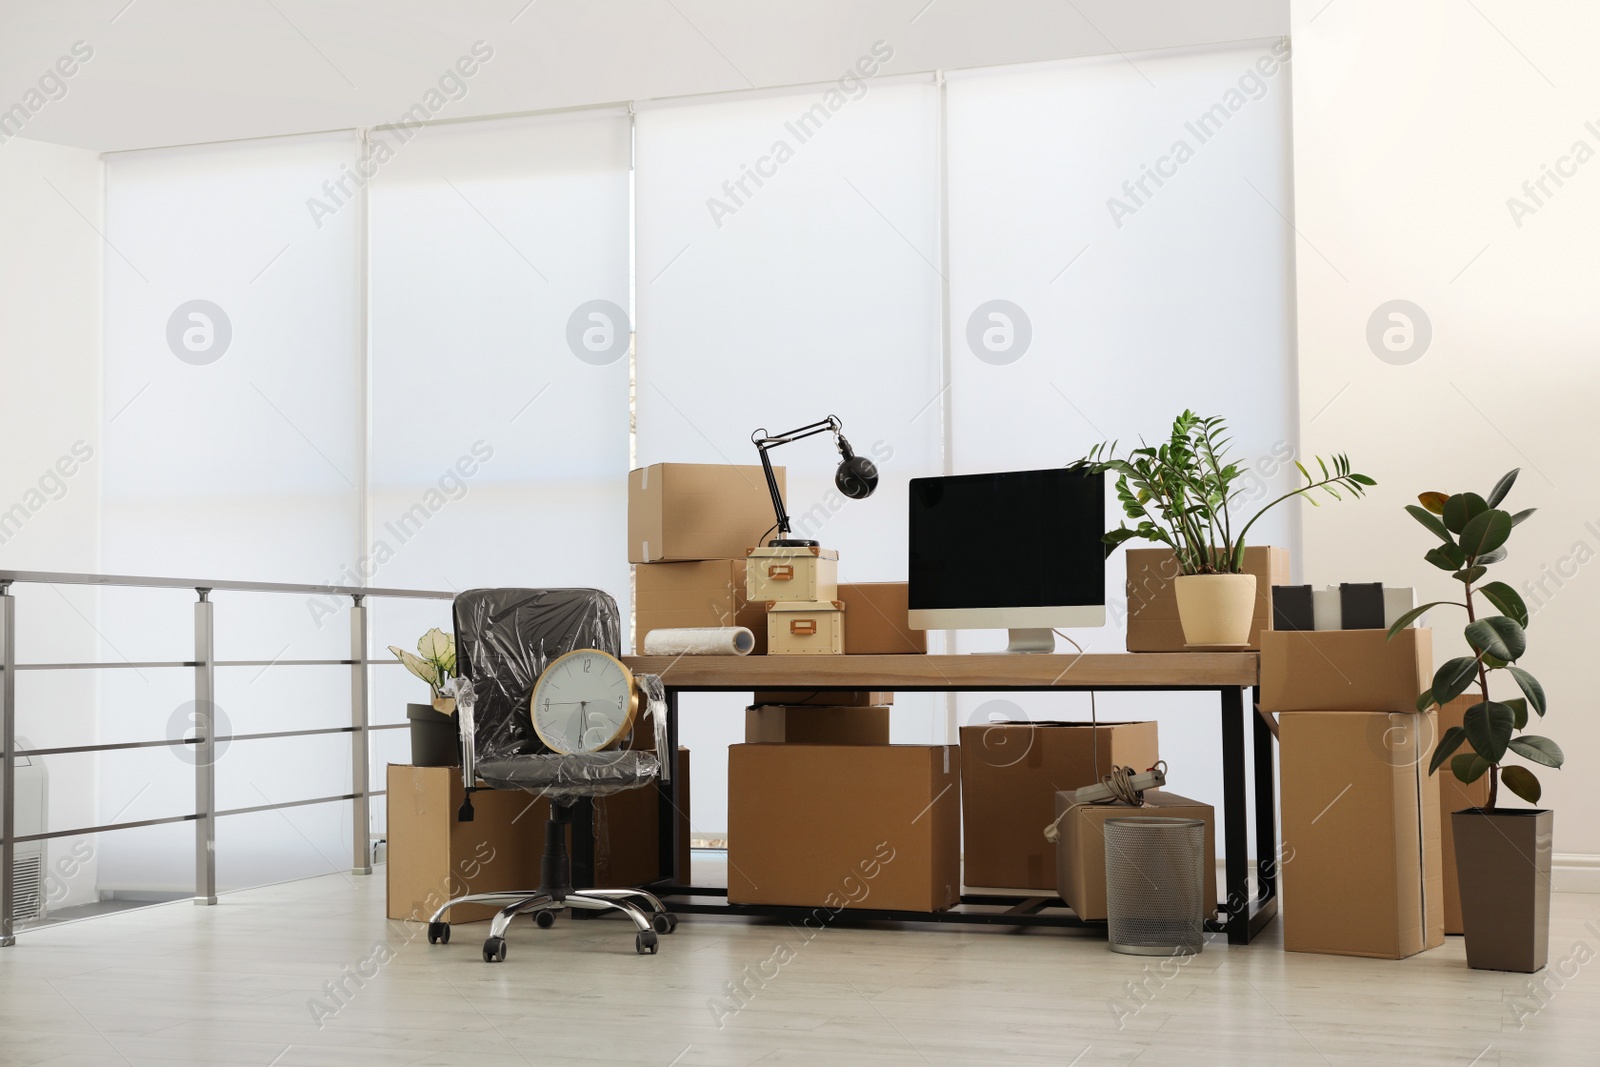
left=534, top=910, right=557, bottom=929
left=483, top=936, right=507, bottom=963
left=427, top=921, right=450, bottom=945
left=651, top=912, right=678, bottom=934
left=636, top=930, right=659, bottom=955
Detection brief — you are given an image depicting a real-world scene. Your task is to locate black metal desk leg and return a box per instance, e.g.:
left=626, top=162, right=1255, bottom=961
left=1220, top=686, right=1250, bottom=944
left=655, top=687, right=681, bottom=885
left=1252, top=687, right=1277, bottom=904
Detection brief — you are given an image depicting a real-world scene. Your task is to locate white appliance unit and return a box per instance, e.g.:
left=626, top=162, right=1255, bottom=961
left=4, top=742, right=47, bottom=924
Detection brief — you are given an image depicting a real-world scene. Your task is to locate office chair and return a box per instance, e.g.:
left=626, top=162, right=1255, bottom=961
left=424, top=588, right=678, bottom=960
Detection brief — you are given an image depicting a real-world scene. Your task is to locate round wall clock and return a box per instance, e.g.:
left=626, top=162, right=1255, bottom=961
left=529, top=648, right=639, bottom=754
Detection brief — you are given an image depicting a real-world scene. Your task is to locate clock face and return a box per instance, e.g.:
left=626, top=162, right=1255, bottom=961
left=530, top=649, right=637, bottom=754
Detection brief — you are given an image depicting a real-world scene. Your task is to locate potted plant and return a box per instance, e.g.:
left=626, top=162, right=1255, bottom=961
left=389, top=628, right=460, bottom=767
left=1087, top=411, right=1375, bottom=646
left=1389, top=468, right=1562, bottom=972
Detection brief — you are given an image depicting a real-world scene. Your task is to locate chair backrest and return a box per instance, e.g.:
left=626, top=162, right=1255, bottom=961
left=452, top=588, right=621, bottom=759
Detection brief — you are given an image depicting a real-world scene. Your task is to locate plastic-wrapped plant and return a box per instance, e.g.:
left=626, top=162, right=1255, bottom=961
left=1389, top=469, right=1562, bottom=808
left=387, top=628, right=456, bottom=711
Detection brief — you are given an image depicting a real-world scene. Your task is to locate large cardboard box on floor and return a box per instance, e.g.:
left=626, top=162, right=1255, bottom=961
left=1260, top=627, right=1432, bottom=714
left=387, top=753, right=690, bottom=922
left=746, top=705, right=890, bottom=745
left=959, top=721, right=1159, bottom=891
left=754, top=689, right=894, bottom=706
left=838, top=582, right=927, bottom=654
left=1124, top=546, right=1288, bottom=652
left=1437, top=693, right=1491, bottom=935
left=635, top=558, right=768, bottom=653
left=728, top=744, right=961, bottom=912
left=628, top=463, right=784, bottom=563
left=1053, top=790, right=1217, bottom=921
left=1279, top=711, right=1444, bottom=959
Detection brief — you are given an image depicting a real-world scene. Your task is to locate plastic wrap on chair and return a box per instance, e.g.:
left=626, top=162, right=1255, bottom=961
left=453, top=588, right=622, bottom=761
left=475, top=750, right=661, bottom=801
left=639, top=673, right=669, bottom=783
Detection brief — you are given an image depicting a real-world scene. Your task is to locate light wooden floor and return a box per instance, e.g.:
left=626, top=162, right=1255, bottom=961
left=1, top=865, right=1596, bottom=1066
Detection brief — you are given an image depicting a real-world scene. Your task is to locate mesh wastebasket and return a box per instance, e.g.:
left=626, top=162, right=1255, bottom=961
left=1103, top=816, right=1207, bottom=956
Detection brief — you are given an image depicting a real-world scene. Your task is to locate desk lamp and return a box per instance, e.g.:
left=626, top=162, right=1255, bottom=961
left=751, top=415, right=877, bottom=547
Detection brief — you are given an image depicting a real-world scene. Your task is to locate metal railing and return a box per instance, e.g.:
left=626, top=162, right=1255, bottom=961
left=0, top=569, right=455, bottom=947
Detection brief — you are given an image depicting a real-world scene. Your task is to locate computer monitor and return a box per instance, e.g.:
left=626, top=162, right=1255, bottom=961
left=907, top=467, right=1105, bottom=653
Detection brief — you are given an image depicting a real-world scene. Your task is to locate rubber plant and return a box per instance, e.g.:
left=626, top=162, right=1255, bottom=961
left=1388, top=468, right=1562, bottom=808
left=388, top=627, right=456, bottom=712
left=1087, top=410, right=1375, bottom=571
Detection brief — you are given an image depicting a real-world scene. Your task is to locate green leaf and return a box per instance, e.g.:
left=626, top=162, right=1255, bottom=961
left=1459, top=509, right=1513, bottom=558
left=1507, top=735, right=1564, bottom=769
left=1425, top=544, right=1468, bottom=572
left=1453, top=566, right=1487, bottom=585
left=1505, top=698, right=1529, bottom=731
left=1416, top=688, right=1437, bottom=712
left=1500, top=765, right=1541, bottom=804
left=1429, top=726, right=1468, bottom=775
left=1477, top=546, right=1508, bottom=565
left=1465, top=616, right=1527, bottom=662
left=1486, top=469, right=1519, bottom=508
left=1463, top=700, right=1515, bottom=764
left=1443, top=492, right=1488, bottom=534
left=1418, top=491, right=1449, bottom=515
left=1510, top=508, right=1537, bottom=527
left=1432, top=657, right=1481, bottom=705
left=1479, top=582, right=1529, bottom=627
left=1452, top=753, right=1491, bottom=784
left=1405, top=504, right=1454, bottom=543
left=1350, top=473, right=1377, bottom=486
left=1507, top=666, right=1546, bottom=715
left=1387, top=601, right=1460, bottom=639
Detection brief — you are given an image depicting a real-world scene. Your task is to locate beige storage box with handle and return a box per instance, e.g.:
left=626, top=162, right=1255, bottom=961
left=766, top=600, right=845, bottom=655
left=746, top=546, right=839, bottom=603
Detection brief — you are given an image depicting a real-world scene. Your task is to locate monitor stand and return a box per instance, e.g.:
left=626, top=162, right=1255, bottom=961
left=1000, top=628, right=1056, bottom=655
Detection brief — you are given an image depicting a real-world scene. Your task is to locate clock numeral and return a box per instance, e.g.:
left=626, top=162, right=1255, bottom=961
left=583, top=658, right=591, bottom=673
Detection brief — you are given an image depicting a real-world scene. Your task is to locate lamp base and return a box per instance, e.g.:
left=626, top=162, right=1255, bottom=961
left=766, top=538, right=820, bottom=547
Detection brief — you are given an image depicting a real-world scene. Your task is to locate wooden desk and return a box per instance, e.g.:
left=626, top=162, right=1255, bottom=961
left=621, top=652, right=1278, bottom=945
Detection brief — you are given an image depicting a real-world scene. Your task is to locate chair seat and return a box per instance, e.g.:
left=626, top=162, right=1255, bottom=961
left=476, top=750, right=660, bottom=799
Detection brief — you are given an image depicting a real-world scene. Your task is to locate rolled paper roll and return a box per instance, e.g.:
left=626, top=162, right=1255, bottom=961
left=642, top=627, right=756, bottom=656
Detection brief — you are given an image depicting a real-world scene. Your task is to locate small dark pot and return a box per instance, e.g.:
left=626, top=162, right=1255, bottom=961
left=407, top=703, right=460, bottom=767
left=1452, top=807, right=1553, bottom=973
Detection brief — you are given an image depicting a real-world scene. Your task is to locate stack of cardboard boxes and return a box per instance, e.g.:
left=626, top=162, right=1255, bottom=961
left=1261, top=625, right=1446, bottom=958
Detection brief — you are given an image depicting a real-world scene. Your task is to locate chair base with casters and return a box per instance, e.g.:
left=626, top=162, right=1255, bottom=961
left=426, top=798, right=678, bottom=960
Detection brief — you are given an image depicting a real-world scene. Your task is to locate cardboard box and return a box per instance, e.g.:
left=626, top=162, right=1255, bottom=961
left=959, top=721, right=1160, bottom=890
left=728, top=744, right=961, bottom=912
left=1437, top=693, right=1491, bottom=935
left=1279, top=711, right=1444, bottom=959
left=766, top=600, right=845, bottom=654
left=1125, top=545, right=1289, bottom=652
left=1053, top=790, right=1217, bottom=921
left=746, top=705, right=890, bottom=745
left=754, top=689, right=894, bottom=706
left=386, top=754, right=690, bottom=922
left=628, top=463, right=784, bottom=563
left=1260, top=627, right=1432, bottom=714
left=839, top=582, right=927, bottom=654
left=635, top=559, right=768, bottom=654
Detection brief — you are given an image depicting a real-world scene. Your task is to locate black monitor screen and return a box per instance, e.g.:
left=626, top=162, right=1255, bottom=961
left=908, top=468, right=1105, bottom=611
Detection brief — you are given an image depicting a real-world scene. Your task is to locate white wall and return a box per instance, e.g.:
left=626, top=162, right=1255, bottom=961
left=1290, top=0, right=1600, bottom=860
left=0, top=136, right=102, bottom=907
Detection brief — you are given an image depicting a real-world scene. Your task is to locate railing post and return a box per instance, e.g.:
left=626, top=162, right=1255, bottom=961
left=350, top=595, right=371, bottom=875
left=2, top=583, right=16, bottom=946
left=194, top=589, right=217, bottom=905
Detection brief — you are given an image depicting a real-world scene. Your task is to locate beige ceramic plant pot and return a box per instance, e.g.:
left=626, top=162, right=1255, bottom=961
left=1173, top=573, right=1257, bottom=647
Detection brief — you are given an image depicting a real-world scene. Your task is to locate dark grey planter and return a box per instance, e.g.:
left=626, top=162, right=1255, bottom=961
left=407, top=703, right=460, bottom=767
left=1452, top=807, right=1553, bottom=973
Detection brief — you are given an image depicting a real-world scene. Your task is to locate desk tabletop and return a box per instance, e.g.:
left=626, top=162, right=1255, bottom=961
left=621, top=652, right=1258, bottom=690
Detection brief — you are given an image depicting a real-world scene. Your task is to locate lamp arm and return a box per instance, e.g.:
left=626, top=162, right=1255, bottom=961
left=750, top=416, right=843, bottom=542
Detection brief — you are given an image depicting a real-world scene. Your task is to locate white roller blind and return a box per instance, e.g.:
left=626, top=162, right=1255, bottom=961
left=100, top=131, right=364, bottom=891
left=635, top=77, right=944, bottom=834
left=946, top=42, right=1296, bottom=815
